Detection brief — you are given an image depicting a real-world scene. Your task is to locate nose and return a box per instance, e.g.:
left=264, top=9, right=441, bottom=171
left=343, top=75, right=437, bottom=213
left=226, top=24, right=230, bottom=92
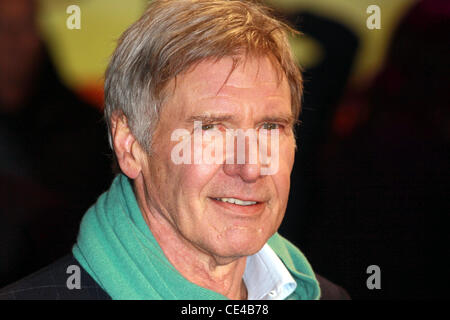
left=223, top=162, right=262, bottom=183
left=222, top=131, right=262, bottom=182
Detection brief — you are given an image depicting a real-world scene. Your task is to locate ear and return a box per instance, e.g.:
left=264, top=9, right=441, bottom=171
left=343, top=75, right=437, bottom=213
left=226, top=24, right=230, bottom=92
left=110, top=112, right=144, bottom=179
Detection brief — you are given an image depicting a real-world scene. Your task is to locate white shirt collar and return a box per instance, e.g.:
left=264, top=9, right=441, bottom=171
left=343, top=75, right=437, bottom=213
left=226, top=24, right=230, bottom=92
left=243, top=243, right=297, bottom=300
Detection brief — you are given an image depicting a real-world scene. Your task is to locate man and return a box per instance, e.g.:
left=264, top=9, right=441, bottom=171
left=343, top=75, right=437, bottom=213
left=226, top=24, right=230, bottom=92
left=0, top=0, right=349, bottom=300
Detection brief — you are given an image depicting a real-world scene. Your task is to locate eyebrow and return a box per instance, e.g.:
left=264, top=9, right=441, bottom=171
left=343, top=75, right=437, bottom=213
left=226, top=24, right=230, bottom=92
left=260, top=114, right=296, bottom=126
left=185, top=113, right=295, bottom=126
left=185, top=114, right=235, bottom=125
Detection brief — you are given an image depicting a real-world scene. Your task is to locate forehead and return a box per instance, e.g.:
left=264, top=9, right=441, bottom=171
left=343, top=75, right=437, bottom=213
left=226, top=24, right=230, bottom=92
left=153, top=55, right=293, bottom=141
left=177, top=56, right=288, bottom=97
left=157, top=55, right=293, bottom=126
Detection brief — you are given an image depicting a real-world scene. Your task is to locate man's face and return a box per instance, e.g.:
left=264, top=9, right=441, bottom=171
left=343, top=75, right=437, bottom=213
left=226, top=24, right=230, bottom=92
left=140, top=56, right=295, bottom=260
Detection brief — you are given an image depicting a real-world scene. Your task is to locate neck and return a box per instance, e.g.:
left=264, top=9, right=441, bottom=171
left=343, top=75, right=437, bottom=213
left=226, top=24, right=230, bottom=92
left=134, top=179, right=248, bottom=300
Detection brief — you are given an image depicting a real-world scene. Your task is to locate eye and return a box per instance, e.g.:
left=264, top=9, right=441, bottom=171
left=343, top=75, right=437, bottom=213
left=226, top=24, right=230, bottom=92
left=201, top=124, right=216, bottom=131
left=262, top=123, right=280, bottom=130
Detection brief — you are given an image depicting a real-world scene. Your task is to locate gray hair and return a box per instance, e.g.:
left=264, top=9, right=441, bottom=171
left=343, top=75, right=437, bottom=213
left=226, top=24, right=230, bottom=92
left=104, top=0, right=302, bottom=154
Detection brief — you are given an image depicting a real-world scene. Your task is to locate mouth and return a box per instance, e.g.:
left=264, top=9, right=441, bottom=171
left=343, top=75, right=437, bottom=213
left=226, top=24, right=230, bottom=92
left=209, top=197, right=265, bottom=216
left=213, top=197, right=258, bottom=206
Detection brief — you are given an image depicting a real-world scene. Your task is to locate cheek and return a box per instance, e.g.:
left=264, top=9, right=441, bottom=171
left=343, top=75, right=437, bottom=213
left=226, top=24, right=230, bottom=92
left=152, top=133, right=221, bottom=208
left=273, top=140, right=295, bottom=200
left=178, top=163, right=221, bottom=201
left=144, top=141, right=182, bottom=206
left=169, top=164, right=222, bottom=239
left=274, top=172, right=291, bottom=204
left=168, top=133, right=224, bottom=196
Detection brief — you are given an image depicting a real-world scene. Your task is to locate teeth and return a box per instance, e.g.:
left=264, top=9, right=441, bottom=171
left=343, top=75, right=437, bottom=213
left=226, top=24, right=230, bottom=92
left=215, top=197, right=257, bottom=206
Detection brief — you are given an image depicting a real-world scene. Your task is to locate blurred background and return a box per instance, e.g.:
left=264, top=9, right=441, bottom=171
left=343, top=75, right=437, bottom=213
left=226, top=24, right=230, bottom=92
left=0, top=0, right=448, bottom=299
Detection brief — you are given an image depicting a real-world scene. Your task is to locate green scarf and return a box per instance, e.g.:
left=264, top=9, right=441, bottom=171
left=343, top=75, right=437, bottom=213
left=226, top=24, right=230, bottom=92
left=72, top=174, right=320, bottom=300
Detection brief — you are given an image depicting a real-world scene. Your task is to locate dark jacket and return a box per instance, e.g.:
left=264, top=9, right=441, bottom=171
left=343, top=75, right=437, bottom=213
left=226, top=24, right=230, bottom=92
left=0, top=254, right=350, bottom=300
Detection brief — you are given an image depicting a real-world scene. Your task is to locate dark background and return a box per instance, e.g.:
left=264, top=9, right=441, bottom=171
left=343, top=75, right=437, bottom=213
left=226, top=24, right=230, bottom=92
left=279, top=0, right=449, bottom=299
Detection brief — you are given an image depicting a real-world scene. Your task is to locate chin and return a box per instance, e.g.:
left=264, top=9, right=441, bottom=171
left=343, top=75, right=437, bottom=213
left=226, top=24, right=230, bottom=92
left=210, top=228, right=272, bottom=259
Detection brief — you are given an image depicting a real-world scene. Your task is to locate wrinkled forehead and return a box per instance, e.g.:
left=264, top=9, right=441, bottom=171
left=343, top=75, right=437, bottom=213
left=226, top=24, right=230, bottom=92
left=168, top=55, right=289, bottom=100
